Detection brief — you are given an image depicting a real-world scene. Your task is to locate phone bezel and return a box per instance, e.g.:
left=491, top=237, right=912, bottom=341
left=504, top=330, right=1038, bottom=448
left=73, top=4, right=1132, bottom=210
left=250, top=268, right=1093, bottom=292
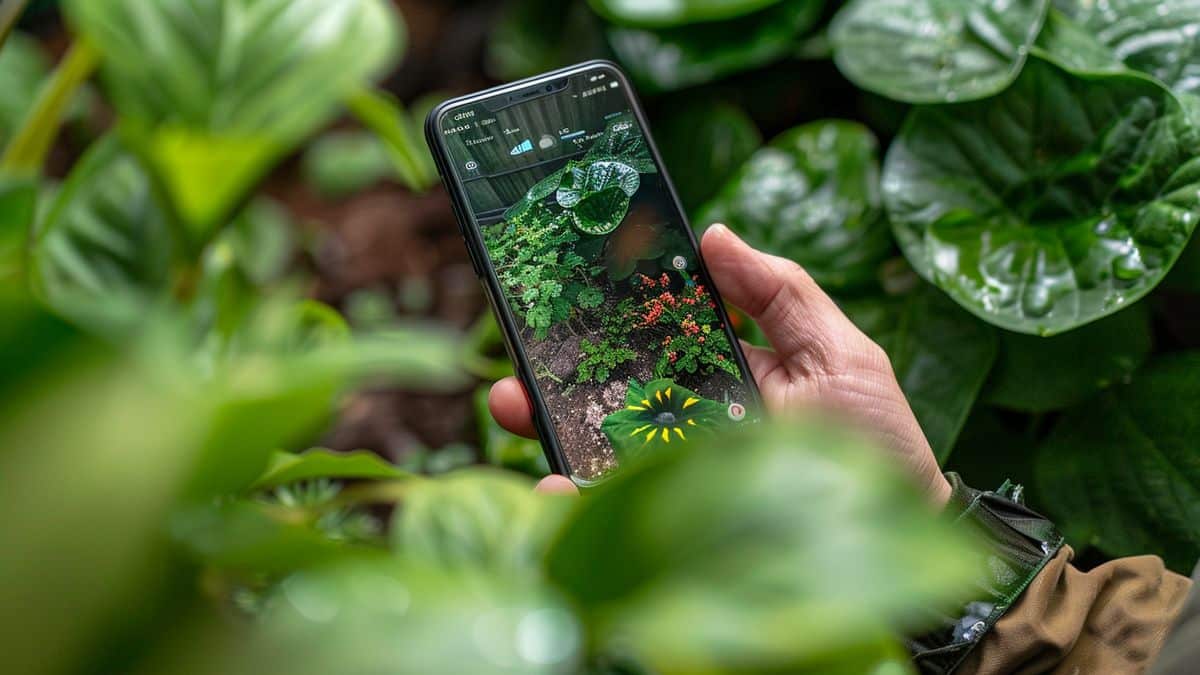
left=425, top=60, right=761, bottom=486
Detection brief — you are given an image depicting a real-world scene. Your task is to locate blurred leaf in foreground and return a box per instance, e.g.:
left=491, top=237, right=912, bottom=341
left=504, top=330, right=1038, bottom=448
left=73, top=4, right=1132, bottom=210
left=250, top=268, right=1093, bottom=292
left=546, top=419, right=977, bottom=673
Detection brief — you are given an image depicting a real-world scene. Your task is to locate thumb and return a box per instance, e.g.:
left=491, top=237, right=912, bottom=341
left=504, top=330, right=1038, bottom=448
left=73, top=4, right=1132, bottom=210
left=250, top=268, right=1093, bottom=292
left=701, top=223, right=860, bottom=369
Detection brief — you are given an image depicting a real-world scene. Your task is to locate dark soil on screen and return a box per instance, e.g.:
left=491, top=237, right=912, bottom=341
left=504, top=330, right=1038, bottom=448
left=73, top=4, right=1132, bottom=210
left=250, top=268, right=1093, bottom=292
left=523, top=283, right=746, bottom=480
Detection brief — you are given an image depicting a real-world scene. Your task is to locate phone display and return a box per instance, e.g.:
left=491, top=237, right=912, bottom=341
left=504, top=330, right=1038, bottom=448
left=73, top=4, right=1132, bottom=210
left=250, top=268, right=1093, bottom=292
left=431, top=63, right=757, bottom=482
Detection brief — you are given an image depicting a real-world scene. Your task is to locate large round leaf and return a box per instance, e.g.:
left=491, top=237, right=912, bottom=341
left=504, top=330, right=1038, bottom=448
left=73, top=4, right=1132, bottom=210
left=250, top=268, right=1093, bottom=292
left=1035, top=352, right=1200, bottom=572
left=655, top=102, right=762, bottom=213
left=555, top=160, right=641, bottom=209
left=569, top=185, right=632, bottom=235
left=830, top=0, right=1050, bottom=103
left=590, top=0, right=783, bottom=28
left=608, top=0, right=824, bottom=93
left=984, top=302, right=1152, bottom=412
left=842, top=284, right=998, bottom=462
left=1060, top=0, right=1200, bottom=94
left=699, top=120, right=892, bottom=288
left=29, top=137, right=174, bottom=331
left=883, top=56, right=1200, bottom=335
left=64, top=0, right=403, bottom=241
left=1032, top=8, right=1127, bottom=75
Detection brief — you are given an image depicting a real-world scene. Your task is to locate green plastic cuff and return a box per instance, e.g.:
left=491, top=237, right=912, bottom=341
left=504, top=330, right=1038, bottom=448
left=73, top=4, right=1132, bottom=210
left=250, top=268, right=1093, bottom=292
left=908, top=472, right=1065, bottom=674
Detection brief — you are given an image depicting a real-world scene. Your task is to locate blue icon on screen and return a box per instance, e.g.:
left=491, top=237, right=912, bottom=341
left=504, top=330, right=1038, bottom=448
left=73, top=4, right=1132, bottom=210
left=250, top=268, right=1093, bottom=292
left=510, top=139, right=533, bottom=156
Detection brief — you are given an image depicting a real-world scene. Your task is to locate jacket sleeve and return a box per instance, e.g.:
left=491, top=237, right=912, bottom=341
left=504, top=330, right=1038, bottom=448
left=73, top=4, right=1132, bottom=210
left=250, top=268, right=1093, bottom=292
left=960, top=547, right=1194, bottom=674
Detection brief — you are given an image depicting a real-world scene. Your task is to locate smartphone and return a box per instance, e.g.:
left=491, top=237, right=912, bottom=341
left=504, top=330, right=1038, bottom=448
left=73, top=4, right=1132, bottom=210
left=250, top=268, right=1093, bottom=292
left=426, top=60, right=760, bottom=484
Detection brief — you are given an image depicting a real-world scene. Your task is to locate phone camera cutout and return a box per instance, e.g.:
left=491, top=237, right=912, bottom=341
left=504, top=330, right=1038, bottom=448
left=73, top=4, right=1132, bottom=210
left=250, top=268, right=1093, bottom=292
left=671, top=255, right=688, bottom=270
left=727, top=403, right=747, bottom=422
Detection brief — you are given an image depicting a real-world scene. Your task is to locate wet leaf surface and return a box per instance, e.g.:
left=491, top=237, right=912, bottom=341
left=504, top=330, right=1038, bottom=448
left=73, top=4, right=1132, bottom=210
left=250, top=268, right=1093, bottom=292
left=1060, top=0, right=1200, bottom=94
left=883, top=56, right=1200, bottom=334
left=830, top=0, right=1050, bottom=103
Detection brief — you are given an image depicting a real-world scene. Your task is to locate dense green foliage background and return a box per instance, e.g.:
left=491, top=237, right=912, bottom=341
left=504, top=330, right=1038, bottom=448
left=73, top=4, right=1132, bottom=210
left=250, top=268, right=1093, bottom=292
left=1, top=0, right=1198, bottom=673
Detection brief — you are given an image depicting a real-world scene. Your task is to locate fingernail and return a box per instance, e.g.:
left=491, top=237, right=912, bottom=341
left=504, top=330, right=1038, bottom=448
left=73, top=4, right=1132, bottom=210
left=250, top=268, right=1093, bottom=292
left=706, top=222, right=730, bottom=237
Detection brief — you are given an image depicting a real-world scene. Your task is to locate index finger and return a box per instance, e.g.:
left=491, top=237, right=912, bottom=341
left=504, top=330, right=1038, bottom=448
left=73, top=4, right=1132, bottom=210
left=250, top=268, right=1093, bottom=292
left=488, top=376, right=538, bottom=438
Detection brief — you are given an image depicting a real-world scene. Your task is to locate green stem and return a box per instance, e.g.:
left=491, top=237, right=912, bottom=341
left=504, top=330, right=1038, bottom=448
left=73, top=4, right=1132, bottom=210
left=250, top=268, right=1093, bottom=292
left=2, top=39, right=101, bottom=177
left=0, top=0, right=31, bottom=48
left=346, top=88, right=437, bottom=193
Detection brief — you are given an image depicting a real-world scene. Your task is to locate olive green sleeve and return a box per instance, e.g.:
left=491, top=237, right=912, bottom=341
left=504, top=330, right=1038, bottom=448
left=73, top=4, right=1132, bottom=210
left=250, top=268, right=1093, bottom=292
left=960, top=547, right=1193, bottom=675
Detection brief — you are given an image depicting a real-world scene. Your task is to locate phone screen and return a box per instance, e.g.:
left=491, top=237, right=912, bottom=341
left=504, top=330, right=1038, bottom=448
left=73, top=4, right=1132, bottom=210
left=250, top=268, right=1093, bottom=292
left=437, top=64, right=756, bottom=482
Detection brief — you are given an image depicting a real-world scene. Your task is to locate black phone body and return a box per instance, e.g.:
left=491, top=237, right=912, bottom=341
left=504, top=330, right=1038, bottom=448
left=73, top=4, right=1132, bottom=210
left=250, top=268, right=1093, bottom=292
left=426, top=61, right=760, bottom=484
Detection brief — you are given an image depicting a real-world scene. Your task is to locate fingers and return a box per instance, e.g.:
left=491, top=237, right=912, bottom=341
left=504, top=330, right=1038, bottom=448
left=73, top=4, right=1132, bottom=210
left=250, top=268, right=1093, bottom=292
left=535, top=474, right=579, bottom=495
left=488, top=376, right=537, bottom=438
left=702, top=224, right=863, bottom=374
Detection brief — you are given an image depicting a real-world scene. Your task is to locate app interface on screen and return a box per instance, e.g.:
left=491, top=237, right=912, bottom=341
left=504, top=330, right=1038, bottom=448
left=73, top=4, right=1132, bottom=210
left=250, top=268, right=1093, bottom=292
left=441, top=70, right=753, bottom=480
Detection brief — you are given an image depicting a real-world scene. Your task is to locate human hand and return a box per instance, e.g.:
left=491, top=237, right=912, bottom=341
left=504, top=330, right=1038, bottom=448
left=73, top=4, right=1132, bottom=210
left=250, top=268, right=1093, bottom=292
left=491, top=224, right=951, bottom=505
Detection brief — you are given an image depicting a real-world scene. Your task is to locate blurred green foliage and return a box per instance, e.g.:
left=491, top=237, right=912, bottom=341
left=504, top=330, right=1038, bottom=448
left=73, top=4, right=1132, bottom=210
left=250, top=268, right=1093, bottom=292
left=3, top=0, right=1200, bottom=672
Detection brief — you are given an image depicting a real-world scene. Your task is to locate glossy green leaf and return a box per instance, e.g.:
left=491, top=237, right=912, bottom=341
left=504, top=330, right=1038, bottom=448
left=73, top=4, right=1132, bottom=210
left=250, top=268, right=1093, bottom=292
left=600, top=378, right=728, bottom=462
left=843, top=284, right=998, bottom=462
left=392, top=468, right=568, bottom=580
left=1059, top=0, right=1200, bottom=94
left=655, top=101, right=762, bottom=213
left=570, top=186, right=630, bottom=234
left=590, top=0, right=783, bottom=28
left=302, top=130, right=392, bottom=198
left=985, top=303, right=1152, bottom=412
left=63, top=0, right=403, bottom=241
left=1032, top=8, right=1127, bottom=75
left=557, top=160, right=641, bottom=209
left=1036, top=352, right=1200, bottom=572
left=699, top=120, right=892, bottom=288
left=830, top=0, right=1050, bottom=104
left=608, top=0, right=824, bottom=93
left=883, top=56, right=1200, bottom=335
left=28, top=136, right=174, bottom=332
left=252, top=449, right=411, bottom=490
left=546, top=420, right=976, bottom=673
